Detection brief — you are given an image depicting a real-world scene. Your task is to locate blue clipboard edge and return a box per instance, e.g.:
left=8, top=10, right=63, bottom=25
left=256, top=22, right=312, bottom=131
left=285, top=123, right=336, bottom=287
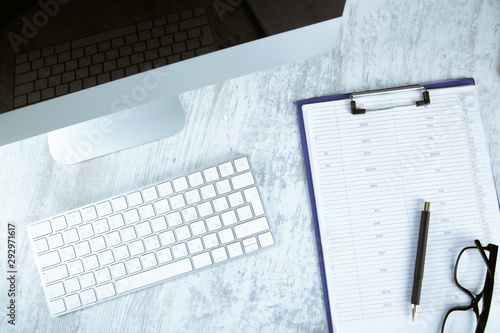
left=295, top=77, right=476, bottom=333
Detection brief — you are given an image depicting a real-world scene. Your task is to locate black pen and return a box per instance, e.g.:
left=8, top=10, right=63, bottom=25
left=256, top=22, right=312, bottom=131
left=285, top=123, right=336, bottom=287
left=411, top=201, right=431, bottom=321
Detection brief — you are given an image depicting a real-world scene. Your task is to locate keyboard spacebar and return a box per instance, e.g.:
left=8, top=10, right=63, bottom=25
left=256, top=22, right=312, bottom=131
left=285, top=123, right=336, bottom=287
left=115, top=259, right=193, bottom=294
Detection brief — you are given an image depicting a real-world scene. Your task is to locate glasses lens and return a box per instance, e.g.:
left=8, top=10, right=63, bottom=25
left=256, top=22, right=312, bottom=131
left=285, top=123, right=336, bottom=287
left=456, top=247, right=488, bottom=294
left=443, top=309, right=477, bottom=333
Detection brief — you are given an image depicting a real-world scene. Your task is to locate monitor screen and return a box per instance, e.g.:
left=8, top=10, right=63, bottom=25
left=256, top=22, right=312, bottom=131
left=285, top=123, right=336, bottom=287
left=0, top=0, right=346, bottom=162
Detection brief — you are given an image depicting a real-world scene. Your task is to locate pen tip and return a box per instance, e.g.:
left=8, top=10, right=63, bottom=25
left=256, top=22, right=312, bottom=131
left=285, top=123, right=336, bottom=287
left=411, top=305, right=418, bottom=321
left=423, top=201, right=431, bottom=211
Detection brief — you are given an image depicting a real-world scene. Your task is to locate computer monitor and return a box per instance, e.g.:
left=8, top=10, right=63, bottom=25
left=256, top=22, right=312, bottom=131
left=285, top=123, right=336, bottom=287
left=0, top=0, right=345, bottom=164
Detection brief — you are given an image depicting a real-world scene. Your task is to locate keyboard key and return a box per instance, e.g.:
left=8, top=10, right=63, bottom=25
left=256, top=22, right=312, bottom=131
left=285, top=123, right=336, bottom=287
left=192, top=252, right=212, bottom=269
left=64, top=277, right=80, bottom=293
left=105, top=231, right=121, bottom=247
left=157, top=248, right=173, bottom=263
left=14, top=82, right=34, bottom=96
left=218, top=228, right=234, bottom=244
left=114, top=246, right=130, bottom=263
left=15, top=70, right=37, bottom=85
left=127, top=191, right=143, bottom=207
left=185, top=189, right=201, bottom=205
left=38, top=251, right=61, bottom=268
left=123, top=209, right=139, bottom=224
left=151, top=216, right=167, bottom=232
left=203, top=233, right=219, bottom=249
left=172, top=243, right=188, bottom=258
left=197, top=201, right=213, bottom=217
left=60, top=246, right=76, bottom=261
left=227, top=242, right=244, bottom=258
left=95, top=283, right=116, bottom=300
left=110, top=263, right=126, bottom=278
left=81, top=206, right=98, bottom=222
left=96, top=201, right=113, bottom=216
left=102, top=60, right=116, bottom=72
left=49, top=299, right=66, bottom=315
left=67, top=260, right=83, bottom=276
left=121, top=226, right=137, bottom=242
left=46, top=282, right=65, bottom=299
left=159, top=230, right=175, bottom=246
left=219, top=162, right=235, bottom=177
left=135, top=221, right=152, bottom=237
left=139, top=204, right=155, bottom=219
left=65, top=294, right=81, bottom=310
left=231, top=172, right=255, bottom=190
left=181, top=206, right=198, bottom=222
left=215, top=179, right=231, bottom=194
left=141, top=253, right=157, bottom=269
left=66, top=211, right=82, bottom=226
left=29, top=220, right=52, bottom=238
left=158, top=182, right=173, bottom=197
left=77, top=223, right=94, bottom=239
left=200, top=184, right=216, bottom=200
left=33, top=238, right=49, bottom=253
left=175, top=226, right=191, bottom=241
left=28, top=91, right=41, bottom=104
left=80, top=272, right=96, bottom=288
left=170, top=194, right=186, bottom=209
left=187, top=238, right=204, bottom=254
left=206, top=216, right=222, bottom=231
left=154, top=199, right=170, bottom=214
left=233, top=217, right=269, bottom=239
left=74, top=241, right=91, bottom=256
left=47, top=233, right=64, bottom=248
left=221, top=211, right=237, bottom=226
left=203, top=167, right=219, bottom=182
left=190, top=221, right=207, bottom=236
left=144, top=235, right=160, bottom=251
left=108, top=214, right=125, bottom=229
left=211, top=247, right=228, bottom=263
left=234, top=157, right=250, bottom=172
left=93, top=219, right=109, bottom=234
left=111, top=196, right=128, bottom=211
left=129, top=239, right=146, bottom=256
left=115, top=259, right=192, bottom=294
left=125, top=257, right=142, bottom=273
left=80, top=289, right=97, bottom=305
left=62, top=228, right=79, bottom=244
left=258, top=232, right=275, bottom=248
left=90, top=236, right=106, bottom=252
left=95, top=267, right=111, bottom=283
left=43, top=264, right=69, bottom=284
left=173, top=177, right=189, bottom=192
left=243, top=187, right=264, bottom=216
left=83, top=255, right=99, bottom=270
left=142, top=187, right=158, bottom=202
left=213, top=197, right=228, bottom=212
left=228, top=192, right=244, bottom=207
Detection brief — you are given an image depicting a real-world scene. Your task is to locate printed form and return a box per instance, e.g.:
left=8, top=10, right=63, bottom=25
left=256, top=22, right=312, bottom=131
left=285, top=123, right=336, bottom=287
left=302, top=85, right=500, bottom=332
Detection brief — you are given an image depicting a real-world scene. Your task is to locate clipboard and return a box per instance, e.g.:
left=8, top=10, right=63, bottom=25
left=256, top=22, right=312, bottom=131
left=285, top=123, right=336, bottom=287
left=295, top=78, right=500, bottom=333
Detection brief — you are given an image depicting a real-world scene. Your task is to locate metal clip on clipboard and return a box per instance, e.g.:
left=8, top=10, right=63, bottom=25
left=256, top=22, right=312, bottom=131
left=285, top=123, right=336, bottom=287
left=350, top=85, right=431, bottom=114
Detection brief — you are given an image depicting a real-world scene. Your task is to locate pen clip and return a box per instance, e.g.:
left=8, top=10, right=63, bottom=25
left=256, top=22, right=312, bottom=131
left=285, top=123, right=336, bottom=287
left=350, top=85, right=430, bottom=114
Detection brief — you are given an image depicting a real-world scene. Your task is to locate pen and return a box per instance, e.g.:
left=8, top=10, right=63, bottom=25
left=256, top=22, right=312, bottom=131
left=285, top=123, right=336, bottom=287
left=411, top=201, right=431, bottom=321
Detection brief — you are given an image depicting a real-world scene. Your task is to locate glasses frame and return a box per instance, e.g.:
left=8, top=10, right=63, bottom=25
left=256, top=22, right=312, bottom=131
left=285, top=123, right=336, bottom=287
left=441, top=239, right=498, bottom=333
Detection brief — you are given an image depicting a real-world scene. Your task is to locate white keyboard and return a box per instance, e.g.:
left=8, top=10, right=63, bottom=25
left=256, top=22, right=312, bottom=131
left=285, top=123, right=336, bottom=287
left=27, top=156, right=274, bottom=316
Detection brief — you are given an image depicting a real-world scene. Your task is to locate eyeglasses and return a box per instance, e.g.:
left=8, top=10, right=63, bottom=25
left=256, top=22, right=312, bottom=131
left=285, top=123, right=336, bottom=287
left=441, top=240, right=498, bottom=333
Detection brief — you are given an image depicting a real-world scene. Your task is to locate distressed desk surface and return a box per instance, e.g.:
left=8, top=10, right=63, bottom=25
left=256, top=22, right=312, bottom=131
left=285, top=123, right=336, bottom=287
left=1, top=0, right=499, bottom=332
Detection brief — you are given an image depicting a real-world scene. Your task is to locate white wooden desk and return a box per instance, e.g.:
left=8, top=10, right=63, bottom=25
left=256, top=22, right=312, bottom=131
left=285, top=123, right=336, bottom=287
left=1, top=0, right=499, bottom=332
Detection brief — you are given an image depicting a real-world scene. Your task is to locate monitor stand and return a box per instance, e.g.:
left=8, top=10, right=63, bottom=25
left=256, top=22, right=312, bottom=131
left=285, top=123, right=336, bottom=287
left=47, top=96, right=185, bottom=164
